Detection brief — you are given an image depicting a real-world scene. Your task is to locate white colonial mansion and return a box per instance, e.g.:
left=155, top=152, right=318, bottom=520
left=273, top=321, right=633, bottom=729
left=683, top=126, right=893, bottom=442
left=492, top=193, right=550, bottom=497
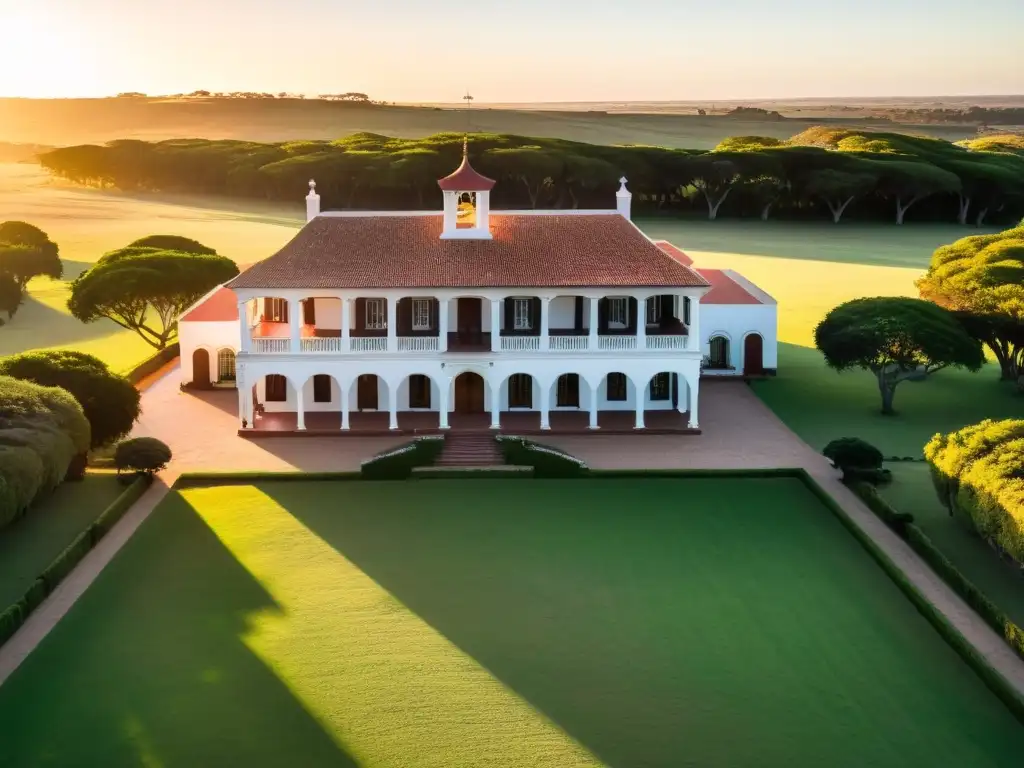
left=178, top=145, right=777, bottom=434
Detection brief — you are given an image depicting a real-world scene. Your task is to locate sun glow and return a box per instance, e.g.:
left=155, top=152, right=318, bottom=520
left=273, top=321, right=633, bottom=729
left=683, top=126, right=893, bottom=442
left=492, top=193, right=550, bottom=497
left=0, top=6, right=100, bottom=97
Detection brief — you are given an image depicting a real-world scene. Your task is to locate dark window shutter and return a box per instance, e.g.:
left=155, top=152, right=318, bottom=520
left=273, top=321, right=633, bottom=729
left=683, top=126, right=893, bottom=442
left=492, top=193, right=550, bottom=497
left=684, top=297, right=691, bottom=325
left=398, top=298, right=412, bottom=336
left=531, top=297, right=541, bottom=335
left=431, top=298, right=439, bottom=331
left=574, top=297, right=584, bottom=331
left=263, top=298, right=270, bottom=319
left=504, top=297, right=514, bottom=333
left=627, top=298, right=637, bottom=333
left=598, top=298, right=608, bottom=333
left=354, top=298, right=366, bottom=331
left=313, top=374, right=331, bottom=403
left=660, top=295, right=672, bottom=322
left=303, top=298, right=316, bottom=326
left=279, top=299, right=289, bottom=324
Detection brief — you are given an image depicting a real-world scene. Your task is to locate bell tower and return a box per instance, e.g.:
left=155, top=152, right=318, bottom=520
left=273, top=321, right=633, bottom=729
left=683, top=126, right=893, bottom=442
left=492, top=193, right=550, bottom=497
left=437, top=137, right=496, bottom=240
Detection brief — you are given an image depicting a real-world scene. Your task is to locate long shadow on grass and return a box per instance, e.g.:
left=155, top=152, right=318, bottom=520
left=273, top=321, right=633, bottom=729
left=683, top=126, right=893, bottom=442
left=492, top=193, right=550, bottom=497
left=0, top=490, right=359, bottom=768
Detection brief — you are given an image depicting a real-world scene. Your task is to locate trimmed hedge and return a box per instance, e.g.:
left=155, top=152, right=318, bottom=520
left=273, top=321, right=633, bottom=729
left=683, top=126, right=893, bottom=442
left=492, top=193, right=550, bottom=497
left=124, top=343, right=180, bottom=385
left=497, top=436, right=588, bottom=478
left=851, top=481, right=914, bottom=534
left=360, top=436, right=445, bottom=480
left=0, top=474, right=150, bottom=648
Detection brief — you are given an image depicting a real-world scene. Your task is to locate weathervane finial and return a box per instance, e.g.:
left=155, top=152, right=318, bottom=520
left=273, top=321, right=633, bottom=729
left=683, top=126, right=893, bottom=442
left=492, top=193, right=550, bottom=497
left=462, top=135, right=468, bottom=158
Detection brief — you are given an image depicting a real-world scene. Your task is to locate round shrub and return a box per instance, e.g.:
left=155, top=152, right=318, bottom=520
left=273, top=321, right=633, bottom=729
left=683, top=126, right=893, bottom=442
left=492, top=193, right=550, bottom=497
left=0, top=446, right=44, bottom=526
left=114, top=437, right=172, bottom=477
left=823, top=437, right=886, bottom=484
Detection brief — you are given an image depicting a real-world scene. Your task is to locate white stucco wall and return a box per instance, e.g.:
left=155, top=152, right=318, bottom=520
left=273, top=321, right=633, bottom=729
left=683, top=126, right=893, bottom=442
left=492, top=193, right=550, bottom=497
left=179, top=320, right=242, bottom=384
left=700, top=303, right=778, bottom=375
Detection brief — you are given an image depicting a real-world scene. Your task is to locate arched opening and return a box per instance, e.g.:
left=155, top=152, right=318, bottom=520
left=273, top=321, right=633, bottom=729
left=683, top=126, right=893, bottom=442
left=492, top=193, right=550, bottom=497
left=708, top=336, right=730, bottom=370
left=597, top=371, right=635, bottom=429
left=249, top=373, right=293, bottom=430
left=454, top=372, right=485, bottom=413
left=555, top=373, right=581, bottom=408
left=506, top=373, right=533, bottom=409
left=744, top=333, right=764, bottom=375
left=216, top=348, right=236, bottom=385
left=192, top=349, right=211, bottom=389
left=356, top=374, right=380, bottom=411
left=647, top=371, right=676, bottom=408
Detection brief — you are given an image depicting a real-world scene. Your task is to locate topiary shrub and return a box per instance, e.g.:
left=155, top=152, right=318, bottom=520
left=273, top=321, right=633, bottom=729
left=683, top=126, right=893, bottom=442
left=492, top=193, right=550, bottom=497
left=823, top=437, right=889, bottom=484
left=114, top=437, right=172, bottom=479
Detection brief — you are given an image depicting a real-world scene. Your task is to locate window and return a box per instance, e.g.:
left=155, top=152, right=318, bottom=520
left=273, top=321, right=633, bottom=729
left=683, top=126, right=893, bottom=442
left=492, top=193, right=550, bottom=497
left=365, top=298, right=386, bottom=330
left=264, top=298, right=288, bottom=323
left=265, top=374, right=287, bottom=402
left=683, top=297, right=691, bottom=326
left=513, top=298, right=532, bottom=330
left=412, top=299, right=432, bottom=331
left=313, top=374, right=332, bottom=403
left=646, top=297, right=661, bottom=325
left=508, top=374, right=533, bottom=408
left=606, top=373, right=627, bottom=401
left=607, top=297, right=628, bottom=329
left=650, top=373, right=670, bottom=401
left=709, top=336, right=729, bottom=369
left=556, top=374, right=579, bottom=407
left=217, top=349, right=235, bottom=381
left=409, top=374, right=431, bottom=408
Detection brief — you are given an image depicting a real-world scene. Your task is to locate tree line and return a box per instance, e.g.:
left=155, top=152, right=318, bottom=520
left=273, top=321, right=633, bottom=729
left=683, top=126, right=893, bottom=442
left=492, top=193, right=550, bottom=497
left=38, top=128, right=1024, bottom=226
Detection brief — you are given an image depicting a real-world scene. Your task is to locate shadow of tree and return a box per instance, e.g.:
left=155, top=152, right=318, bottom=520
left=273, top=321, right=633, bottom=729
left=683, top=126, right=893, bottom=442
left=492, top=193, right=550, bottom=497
left=0, top=490, right=359, bottom=767
left=0, top=292, right=119, bottom=352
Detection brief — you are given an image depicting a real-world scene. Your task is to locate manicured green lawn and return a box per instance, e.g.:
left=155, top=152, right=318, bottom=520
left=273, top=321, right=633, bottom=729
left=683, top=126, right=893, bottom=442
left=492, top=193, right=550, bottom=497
left=0, top=478, right=1019, bottom=768
left=880, top=463, right=1024, bottom=628
left=0, top=473, right=124, bottom=609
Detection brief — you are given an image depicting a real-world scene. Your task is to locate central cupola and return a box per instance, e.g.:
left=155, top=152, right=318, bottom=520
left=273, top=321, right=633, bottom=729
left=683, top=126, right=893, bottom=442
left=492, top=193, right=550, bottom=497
left=438, top=138, right=496, bottom=240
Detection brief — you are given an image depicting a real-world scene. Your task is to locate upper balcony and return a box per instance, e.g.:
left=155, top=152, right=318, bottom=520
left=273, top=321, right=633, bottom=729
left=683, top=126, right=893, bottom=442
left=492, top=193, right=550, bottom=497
left=243, top=293, right=697, bottom=356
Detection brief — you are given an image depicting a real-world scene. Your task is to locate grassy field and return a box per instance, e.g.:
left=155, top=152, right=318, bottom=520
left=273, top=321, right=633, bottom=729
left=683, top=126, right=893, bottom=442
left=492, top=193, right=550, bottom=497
left=0, top=473, right=123, bottom=608
left=0, top=478, right=1020, bottom=768
left=880, top=463, right=1024, bottom=628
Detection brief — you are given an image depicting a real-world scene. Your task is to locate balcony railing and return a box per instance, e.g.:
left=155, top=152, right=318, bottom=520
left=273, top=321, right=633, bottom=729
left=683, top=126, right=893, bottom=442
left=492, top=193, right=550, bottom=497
left=598, top=335, right=638, bottom=351
left=646, top=335, right=687, bottom=351
left=300, top=337, right=345, bottom=353
left=398, top=336, right=439, bottom=352
left=501, top=336, right=540, bottom=352
left=252, top=338, right=290, bottom=354
left=350, top=337, right=388, bottom=353
left=549, top=335, right=589, bottom=351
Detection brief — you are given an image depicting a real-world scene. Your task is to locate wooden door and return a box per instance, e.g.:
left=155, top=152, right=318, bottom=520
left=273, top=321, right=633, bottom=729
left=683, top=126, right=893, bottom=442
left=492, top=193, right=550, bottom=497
left=743, top=334, right=764, bottom=376
left=454, top=373, right=485, bottom=413
left=357, top=374, right=379, bottom=410
left=192, top=349, right=211, bottom=389
left=458, top=298, right=482, bottom=339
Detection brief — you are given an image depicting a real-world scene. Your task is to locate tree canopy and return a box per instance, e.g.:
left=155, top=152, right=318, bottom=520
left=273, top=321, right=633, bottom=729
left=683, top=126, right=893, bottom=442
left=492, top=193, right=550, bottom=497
left=917, top=224, right=1024, bottom=380
left=0, top=350, right=141, bottom=448
left=68, top=244, right=238, bottom=349
left=814, top=297, right=984, bottom=414
left=0, top=222, right=62, bottom=320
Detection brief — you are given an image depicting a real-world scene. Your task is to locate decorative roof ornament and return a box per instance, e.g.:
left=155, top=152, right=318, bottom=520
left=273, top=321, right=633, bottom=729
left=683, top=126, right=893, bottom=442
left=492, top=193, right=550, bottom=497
left=308, top=179, right=317, bottom=194
left=438, top=136, right=496, bottom=192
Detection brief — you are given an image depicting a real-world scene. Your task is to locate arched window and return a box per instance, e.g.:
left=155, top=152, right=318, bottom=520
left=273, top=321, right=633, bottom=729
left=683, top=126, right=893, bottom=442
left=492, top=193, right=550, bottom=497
left=508, top=374, right=533, bottom=408
left=217, top=349, right=236, bottom=381
left=556, top=374, right=580, bottom=407
left=266, top=374, right=287, bottom=402
left=708, top=337, right=730, bottom=369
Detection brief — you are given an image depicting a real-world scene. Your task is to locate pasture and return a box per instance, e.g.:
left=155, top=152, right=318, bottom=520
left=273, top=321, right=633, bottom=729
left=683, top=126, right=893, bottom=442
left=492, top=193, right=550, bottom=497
left=0, top=477, right=1020, bottom=768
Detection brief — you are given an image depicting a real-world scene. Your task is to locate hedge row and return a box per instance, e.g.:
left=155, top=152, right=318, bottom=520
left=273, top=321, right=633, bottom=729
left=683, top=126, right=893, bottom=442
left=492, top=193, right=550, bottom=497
left=849, top=480, right=1024, bottom=662
left=123, top=343, right=180, bottom=385
left=360, top=436, right=445, bottom=480
left=497, top=436, right=588, bottom=478
left=0, top=474, right=150, bottom=648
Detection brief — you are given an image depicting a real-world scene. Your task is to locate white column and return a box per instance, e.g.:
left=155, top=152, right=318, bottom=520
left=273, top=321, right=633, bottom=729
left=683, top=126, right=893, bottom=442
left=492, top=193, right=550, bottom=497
left=637, top=296, right=647, bottom=351
left=688, top=376, right=699, bottom=429
left=388, top=397, right=399, bottom=430
left=539, top=382, right=550, bottom=429
left=489, top=380, right=501, bottom=429
left=289, top=298, right=302, bottom=353
left=676, top=373, right=686, bottom=414
left=588, top=296, right=599, bottom=351
left=540, top=297, right=550, bottom=351
left=341, top=388, right=350, bottom=430
left=238, top=301, right=252, bottom=353
left=296, top=386, right=306, bottom=431
left=387, top=296, right=397, bottom=353
left=588, top=380, right=600, bottom=429
left=634, top=380, right=645, bottom=430
left=438, top=298, right=449, bottom=352
left=438, top=380, right=449, bottom=429
left=490, top=298, right=501, bottom=352
left=688, top=292, right=700, bottom=354
left=237, top=373, right=247, bottom=426
left=341, top=297, right=351, bottom=352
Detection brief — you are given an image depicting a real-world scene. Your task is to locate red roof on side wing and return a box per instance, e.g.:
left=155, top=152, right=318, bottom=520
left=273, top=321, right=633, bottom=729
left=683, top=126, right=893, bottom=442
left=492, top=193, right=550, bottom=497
left=696, top=269, right=763, bottom=305
left=653, top=240, right=694, bottom=266
left=179, top=286, right=239, bottom=322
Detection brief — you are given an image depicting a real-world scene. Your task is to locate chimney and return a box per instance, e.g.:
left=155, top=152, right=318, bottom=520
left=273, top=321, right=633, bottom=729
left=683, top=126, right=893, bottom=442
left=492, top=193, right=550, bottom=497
left=306, top=179, right=320, bottom=221
left=616, top=177, right=632, bottom=221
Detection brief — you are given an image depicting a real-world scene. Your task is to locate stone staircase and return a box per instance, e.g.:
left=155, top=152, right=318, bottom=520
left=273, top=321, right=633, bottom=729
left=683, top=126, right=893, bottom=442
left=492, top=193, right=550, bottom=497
left=435, top=433, right=504, bottom=468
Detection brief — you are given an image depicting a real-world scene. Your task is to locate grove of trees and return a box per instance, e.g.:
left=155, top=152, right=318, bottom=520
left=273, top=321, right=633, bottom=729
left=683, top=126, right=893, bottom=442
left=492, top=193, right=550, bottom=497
left=0, top=221, right=63, bottom=324
left=68, top=236, right=238, bottom=350
left=37, top=129, right=1024, bottom=226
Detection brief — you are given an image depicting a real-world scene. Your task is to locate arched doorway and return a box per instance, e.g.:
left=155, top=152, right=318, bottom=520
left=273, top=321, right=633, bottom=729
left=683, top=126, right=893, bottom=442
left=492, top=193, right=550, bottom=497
left=744, top=333, right=764, bottom=375
left=192, top=349, right=211, bottom=388
left=708, top=336, right=730, bottom=370
left=454, top=372, right=485, bottom=413
left=357, top=374, right=379, bottom=410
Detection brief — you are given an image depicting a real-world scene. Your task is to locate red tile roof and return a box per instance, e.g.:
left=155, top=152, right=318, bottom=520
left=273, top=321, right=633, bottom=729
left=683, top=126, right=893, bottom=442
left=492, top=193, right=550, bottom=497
left=180, top=286, right=239, bottom=322
left=653, top=240, right=694, bottom=266
left=228, top=214, right=710, bottom=290
left=696, top=269, right=763, bottom=305
left=437, top=155, right=496, bottom=192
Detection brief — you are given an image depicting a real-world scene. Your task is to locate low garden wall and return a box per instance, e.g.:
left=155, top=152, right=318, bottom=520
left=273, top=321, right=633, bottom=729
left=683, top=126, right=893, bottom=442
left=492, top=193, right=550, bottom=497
left=123, top=343, right=180, bottom=386
left=496, top=435, right=588, bottom=477
left=360, top=436, right=445, bottom=480
left=0, top=475, right=151, bottom=647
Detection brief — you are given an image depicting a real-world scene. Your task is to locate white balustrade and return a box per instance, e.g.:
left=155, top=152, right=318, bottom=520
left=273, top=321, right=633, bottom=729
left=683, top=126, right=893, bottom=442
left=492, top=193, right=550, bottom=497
left=349, top=337, right=388, bottom=353
left=398, top=336, right=439, bottom=352
left=300, top=337, right=344, bottom=353
left=252, top=337, right=291, bottom=354
left=500, top=336, right=540, bottom=352
left=549, top=335, right=589, bottom=352
left=646, top=335, right=687, bottom=351
left=598, top=335, right=637, bottom=351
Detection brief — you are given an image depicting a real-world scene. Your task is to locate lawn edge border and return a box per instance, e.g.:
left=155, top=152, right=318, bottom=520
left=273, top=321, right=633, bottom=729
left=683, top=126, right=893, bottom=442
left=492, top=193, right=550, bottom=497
left=169, top=467, right=1024, bottom=725
left=0, top=475, right=152, bottom=649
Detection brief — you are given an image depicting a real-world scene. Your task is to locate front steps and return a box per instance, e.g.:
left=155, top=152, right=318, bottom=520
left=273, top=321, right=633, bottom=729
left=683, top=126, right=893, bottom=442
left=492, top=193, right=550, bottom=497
left=435, top=433, right=504, bottom=468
